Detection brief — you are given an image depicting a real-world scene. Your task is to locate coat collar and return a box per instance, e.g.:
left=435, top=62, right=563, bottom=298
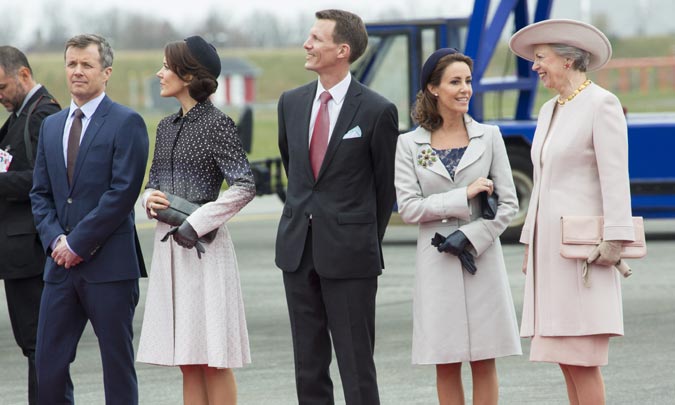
left=410, top=115, right=486, bottom=181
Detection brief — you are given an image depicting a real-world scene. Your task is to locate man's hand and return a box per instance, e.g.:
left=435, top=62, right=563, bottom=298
left=51, top=236, right=83, bottom=269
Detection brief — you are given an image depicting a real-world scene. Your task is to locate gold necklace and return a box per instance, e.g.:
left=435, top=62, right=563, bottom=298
left=557, top=79, right=592, bottom=105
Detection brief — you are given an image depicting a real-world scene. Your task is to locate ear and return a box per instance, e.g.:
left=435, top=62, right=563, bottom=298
left=17, top=66, right=31, bottom=80
left=426, top=83, right=438, bottom=96
left=102, top=66, right=113, bottom=84
left=337, top=43, right=351, bottom=61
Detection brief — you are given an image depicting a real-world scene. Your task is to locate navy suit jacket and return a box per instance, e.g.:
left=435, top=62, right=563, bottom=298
left=30, top=95, right=149, bottom=283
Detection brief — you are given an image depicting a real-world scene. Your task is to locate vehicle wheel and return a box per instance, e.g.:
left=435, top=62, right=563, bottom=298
left=502, top=147, right=533, bottom=242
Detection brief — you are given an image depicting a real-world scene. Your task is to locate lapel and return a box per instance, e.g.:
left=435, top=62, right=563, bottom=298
left=300, top=82, right=318, bottom=182
left=411, top=127, right=453, bottom=181
left=455, top=118, right=486, bottom=177
left=531, top=99, right=556, bottom=171
left=70, top=96, right=112, bottom=188
left=410, top=116, right=487, bottom=182
left=49, top=111, right=69, bottom=190
left=315, top=79, right=361, bottom=182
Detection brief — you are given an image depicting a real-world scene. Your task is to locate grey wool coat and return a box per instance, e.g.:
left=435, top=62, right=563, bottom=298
left=394, top=117, right=522, bottom=364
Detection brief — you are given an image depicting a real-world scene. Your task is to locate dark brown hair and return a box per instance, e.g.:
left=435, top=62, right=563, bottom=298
left=164, top=41, right=218, bottom=103
left=412, top=53, right=474, bottom=131
left=315, top=9, right=368, bottom=63
left=0, top=46, right=32, bottom=76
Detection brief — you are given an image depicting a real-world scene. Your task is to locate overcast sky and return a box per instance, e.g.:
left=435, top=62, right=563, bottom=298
left=6, top=0, right=673, bottom=47
left=7, top=0, right=472, bottom=47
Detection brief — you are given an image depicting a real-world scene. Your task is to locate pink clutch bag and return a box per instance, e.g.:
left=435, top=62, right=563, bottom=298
left=560, top=216, right=647, bottom=259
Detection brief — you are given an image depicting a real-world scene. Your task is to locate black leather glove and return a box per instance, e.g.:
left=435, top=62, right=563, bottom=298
left=431, top=232, right=446, bottom=248
left=458, top=251, right=477, bottom=275
left=437, top=230, right=469, bottom=256
left=161, top=222, right=206, bottom=259
left=432, top=230, right=477, bottom=275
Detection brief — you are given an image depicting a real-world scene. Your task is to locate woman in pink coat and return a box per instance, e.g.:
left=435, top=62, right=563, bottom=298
left=509, top=20, right=635, bottom=404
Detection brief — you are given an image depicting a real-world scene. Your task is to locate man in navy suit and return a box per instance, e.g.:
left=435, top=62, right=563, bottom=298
left=29, top=34, right=148, bottom=404
left=275, top=10, right=399, bottom=405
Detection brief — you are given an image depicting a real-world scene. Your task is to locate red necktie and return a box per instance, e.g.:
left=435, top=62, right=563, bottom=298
left=309, top=91, right=332, bottom=179
left=67, top=108, right=84, bottom=185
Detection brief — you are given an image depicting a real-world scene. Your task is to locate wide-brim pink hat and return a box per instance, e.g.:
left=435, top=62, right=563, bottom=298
left=509, top=19, right=612, bottom=71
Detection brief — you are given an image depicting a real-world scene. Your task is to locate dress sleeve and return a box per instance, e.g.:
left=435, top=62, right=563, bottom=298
left=186, top=115, right=256, bottom=236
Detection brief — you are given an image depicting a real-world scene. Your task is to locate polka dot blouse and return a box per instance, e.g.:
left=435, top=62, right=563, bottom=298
left=146, top=100, right=255, bottom=204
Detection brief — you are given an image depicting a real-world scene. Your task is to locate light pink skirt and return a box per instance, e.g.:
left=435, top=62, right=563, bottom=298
left=530, top=334, right=609, bottom=366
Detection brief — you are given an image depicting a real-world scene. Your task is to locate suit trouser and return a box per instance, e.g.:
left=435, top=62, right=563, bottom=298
left=4, top=274, right=44, bottom=405
left=282, top=227, right=380, bottom=405
left=35, top=270, right=139, bottom=405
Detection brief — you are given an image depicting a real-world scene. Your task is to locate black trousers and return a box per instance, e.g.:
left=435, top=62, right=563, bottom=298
left=282, top=227, right=380, bottom=405
left=4, top=274, right=44, bottom=405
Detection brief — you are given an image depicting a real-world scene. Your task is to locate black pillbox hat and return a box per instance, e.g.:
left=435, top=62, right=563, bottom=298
left=184, top=36, right=221, bottom=78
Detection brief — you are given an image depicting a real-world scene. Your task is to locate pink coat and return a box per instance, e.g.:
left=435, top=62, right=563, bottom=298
left=520, top=83, right=635, bottom=337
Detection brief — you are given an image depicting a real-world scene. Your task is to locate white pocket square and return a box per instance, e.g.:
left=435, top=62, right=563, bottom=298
left=342, top=126, right=362, bottom=139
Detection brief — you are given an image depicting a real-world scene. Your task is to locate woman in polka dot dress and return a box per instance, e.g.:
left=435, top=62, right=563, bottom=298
left=136, top=36, right=255, bottom=403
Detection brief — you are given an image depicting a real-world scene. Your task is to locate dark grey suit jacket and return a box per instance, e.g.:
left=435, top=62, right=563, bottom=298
left=275, top=78, right=399, bottom=279
left=0, top=87, right=60, bottom=280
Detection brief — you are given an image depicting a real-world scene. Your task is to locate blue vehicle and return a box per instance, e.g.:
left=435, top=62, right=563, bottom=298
left=353, top=0, right=675, bottom=240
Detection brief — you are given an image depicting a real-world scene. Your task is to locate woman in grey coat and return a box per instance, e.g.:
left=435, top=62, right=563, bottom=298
left=394, top=49, right=521, bottom=405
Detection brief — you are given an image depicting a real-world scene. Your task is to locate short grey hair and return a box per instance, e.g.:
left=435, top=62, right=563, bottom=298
left=550, top=43, right=591, bottom=72
left=64, top=34, right=114, bottom=69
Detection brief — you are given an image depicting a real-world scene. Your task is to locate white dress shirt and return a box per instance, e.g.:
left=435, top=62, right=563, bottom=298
left=62, top=92, right=106, bottom=165
left=308, top=73, right=351, bottom=145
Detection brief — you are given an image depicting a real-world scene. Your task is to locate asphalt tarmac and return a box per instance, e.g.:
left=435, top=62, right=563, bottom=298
left=1, top=196, right=673, bottom=404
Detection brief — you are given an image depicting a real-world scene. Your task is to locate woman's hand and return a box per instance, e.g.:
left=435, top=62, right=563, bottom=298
left=522, top=244, right=529, bottom=274
left=466, top=177, right=494, bottom=199
left=587, top=240, right=623, bottom=266
left=146, top=190, right=170, bottom=218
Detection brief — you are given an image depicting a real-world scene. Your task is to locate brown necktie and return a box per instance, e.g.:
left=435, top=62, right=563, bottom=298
left=309, top=91, right=332, bottom=179
left=67, top=108, right=84, bottom=184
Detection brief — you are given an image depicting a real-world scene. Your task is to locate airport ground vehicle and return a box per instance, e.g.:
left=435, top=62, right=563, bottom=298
left=245, top=0, right=675, bottom=240
left=352, top=0, right=675, bottom=240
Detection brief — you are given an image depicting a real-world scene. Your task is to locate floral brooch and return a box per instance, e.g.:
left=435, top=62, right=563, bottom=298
left=417, top=147, right=437, bottom=168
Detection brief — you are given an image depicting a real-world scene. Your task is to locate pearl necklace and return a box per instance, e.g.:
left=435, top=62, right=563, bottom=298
left=557, top=79, right=592, bottom=105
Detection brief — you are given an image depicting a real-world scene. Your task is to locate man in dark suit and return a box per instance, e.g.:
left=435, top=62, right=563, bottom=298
left=29, top=34, right=148, bottom=404
left=275, top=9, right=399, bottom=405
left=0, top=45, right=60, bottom=405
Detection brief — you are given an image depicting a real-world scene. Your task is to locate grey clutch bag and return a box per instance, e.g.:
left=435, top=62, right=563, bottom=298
left=155, top=192, right=218, bottom=243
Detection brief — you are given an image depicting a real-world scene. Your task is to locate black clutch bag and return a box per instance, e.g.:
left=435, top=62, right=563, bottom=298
left=155, top=192, right=218, bottom=243
left=479, top=190, right=498, bottom=220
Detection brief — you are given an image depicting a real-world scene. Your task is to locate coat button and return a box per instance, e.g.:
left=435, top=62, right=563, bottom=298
left=67, top=198, right=73, bottom=204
